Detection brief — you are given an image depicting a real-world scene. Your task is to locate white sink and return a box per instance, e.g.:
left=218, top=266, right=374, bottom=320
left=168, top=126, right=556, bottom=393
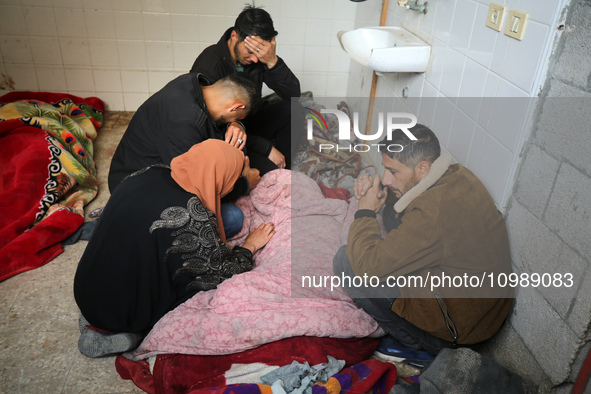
left=337, top=26, right=431, bottom=73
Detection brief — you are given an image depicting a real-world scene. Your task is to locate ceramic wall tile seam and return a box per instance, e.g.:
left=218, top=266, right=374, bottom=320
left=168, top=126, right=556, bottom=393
left=385, top=8, right=404, bottom=29
left=495, top=147, right=524, bottom=210
left=467, top=3, right=500, bottom=68
left=431, top=0, right=459, bottom=46
left=416, top=1, right=437, bottom=38
left=36, top=66, right=68, bottom=91
left=120, top=71, right=150, bottom=93
left=139, top=0, right=170, bottom=13
left=485, top=107, right=525, bottom=155
left=448, top=0, right=479, bottom=55
left=22, top=5, right=59, bottom=38
left=113, top=11, right=145, bottom=40
left=0, top=5, right=28, bottom=36
left=519, top=0, right=562, bottom=26
left=280, top=1, right=309, bottom=19
left=489, top=28, right=511, bottom=77
left=466, top=123, right=486, bottom=171
left=526, top=8, right=568, bottom=98
left=494, top=77, right=529, bottom=98
left=1, top=6, right=357, bottom=20
left=460, top=58, right=489, bottom=96
left=475, top=0, right=507, bottom=4
left=499, top=21, right=551, bottom=94
left=92, top=69, right=123, bottom=92
left=501, top=8, right=562, bottom=98
left=88, top=39, right=121, bottom=68
left=123, top=92, right=150, bottom=111
left=328, top=20, right=356, bottom=49
left=439, top=46, right=468, bottom=99
left=98, top=93, right=125, bottom=112
left=430, top=97, right=457, bottom=147
left=63, top=72, right=96, bottom=94
left=448, top=107, right=477, bottom=166
left=327, top=46, right=352, bottom=74
left=1, top=0, right=21, bottom=5
left=304, top=0, right=333, bottom=19
left=329, top=0, right=359, bottom=20
left=424, top=39, right=447, bottom=91
left=478, top=133, right=515, bottom=206
left=0, top=35, right=34, bottom=64
left=304, top=19, right=335, bottom=47
left=4, top=63, right=39, bottom=91
left=487, top=78, right=535, bottom=159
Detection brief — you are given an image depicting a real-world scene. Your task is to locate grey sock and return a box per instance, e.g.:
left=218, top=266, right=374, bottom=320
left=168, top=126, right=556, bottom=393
left=78, top=314, right=91, bottom=334
left=78, top=330, right=142, bottom=358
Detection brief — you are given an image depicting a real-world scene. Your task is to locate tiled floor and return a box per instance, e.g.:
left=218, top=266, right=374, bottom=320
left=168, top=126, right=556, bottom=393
left=0, top=112, right=144, bottom=393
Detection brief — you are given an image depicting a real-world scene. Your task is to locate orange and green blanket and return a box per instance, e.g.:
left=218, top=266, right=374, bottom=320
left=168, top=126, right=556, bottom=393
left=0, top=91, right=104, bottom=281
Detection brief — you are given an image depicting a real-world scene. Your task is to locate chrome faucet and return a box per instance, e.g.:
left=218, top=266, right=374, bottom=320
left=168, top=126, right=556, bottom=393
left=398, top=0, right=428, bottom=14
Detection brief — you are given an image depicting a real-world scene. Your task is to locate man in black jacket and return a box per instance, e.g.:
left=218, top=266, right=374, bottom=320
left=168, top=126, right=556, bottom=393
left=108, top=73, right=260, bottom=238
left=190, top=5, right=304, bottom=174
left=108, top=73, right=258, bottom=192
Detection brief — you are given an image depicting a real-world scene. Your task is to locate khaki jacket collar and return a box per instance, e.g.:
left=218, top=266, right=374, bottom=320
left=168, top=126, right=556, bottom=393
left=394, top=153, right=453, bottom=213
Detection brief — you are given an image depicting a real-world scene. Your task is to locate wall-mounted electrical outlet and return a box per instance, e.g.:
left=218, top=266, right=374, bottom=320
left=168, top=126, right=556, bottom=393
left=504, top=9, right=529, bottom=40
left=486, top=3, right=506, bottom=32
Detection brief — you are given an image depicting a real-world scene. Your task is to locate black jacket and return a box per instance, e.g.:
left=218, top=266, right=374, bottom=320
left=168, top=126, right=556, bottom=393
left=190, top=28, right=301, bottom=101
left=108, top=73, right=248, bottom=199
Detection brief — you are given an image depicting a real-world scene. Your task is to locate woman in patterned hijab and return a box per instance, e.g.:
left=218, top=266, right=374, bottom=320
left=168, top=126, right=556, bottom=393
left=74, top=139, right=275, bottom=358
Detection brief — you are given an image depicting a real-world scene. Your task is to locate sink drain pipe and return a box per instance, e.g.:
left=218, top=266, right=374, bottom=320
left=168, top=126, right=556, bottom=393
left=365, top=0, right=389, bottom=137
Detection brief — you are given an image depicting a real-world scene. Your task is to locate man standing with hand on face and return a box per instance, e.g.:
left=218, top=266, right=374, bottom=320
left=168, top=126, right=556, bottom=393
left=190, top=5, right=304, bottom=175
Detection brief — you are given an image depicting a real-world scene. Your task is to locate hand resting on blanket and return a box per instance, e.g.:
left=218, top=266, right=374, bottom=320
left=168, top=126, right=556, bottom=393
left=242, top=222, right=275, bottom=253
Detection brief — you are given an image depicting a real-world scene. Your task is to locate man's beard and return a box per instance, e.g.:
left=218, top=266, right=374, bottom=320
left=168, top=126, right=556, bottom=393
left=215, top=114, right=228, bottom=127
left=234, top=44, right=250, bottom=67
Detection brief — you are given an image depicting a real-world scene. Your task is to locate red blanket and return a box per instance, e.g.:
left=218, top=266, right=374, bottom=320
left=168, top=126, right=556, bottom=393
left=0, top=91, right=104, bottom=281
left=116, top=336, right=383, bottom=394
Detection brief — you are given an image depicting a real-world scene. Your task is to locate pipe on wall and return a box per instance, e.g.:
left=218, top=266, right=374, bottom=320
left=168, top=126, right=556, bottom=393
left=365, top=0, right=389, bottom=136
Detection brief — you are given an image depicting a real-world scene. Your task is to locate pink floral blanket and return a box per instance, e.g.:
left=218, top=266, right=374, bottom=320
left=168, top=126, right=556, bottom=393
left=128, top=170, right=382, bottom=361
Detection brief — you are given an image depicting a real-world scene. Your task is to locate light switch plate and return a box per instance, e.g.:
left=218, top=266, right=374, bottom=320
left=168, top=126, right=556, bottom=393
left=486, top=3, right=506, bottom=31
left=505, top=9, right=529, bottom=40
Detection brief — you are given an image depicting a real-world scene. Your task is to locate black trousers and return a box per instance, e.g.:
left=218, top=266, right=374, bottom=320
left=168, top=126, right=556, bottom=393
left=333, top=245, right=453, bottom=355
left=242, top=97, right=305, bottom=174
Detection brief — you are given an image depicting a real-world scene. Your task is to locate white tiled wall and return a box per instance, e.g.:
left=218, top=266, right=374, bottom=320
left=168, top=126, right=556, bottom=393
left=0, top=0, right=357, bottom=111
left=347, top=0, right=567, bottom=210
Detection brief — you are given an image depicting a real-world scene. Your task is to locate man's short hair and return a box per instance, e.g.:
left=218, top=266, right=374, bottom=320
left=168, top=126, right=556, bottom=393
left=233, top=5, right=278, bottom=41
left=381, top=124, right=441, bottom=167
left=217, top=73, right=259, bottom=112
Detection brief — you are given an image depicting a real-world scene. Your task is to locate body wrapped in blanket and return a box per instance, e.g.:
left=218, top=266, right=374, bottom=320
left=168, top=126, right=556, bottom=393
left=126, top=170, right=382, bottom=361
left=0, top=91, right=104, bottom=281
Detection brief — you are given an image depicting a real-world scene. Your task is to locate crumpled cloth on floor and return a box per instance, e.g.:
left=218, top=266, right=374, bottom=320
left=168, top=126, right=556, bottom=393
left=261, top=356, right=345, bottom=394
left=63, top=220, right=98, bottom=245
